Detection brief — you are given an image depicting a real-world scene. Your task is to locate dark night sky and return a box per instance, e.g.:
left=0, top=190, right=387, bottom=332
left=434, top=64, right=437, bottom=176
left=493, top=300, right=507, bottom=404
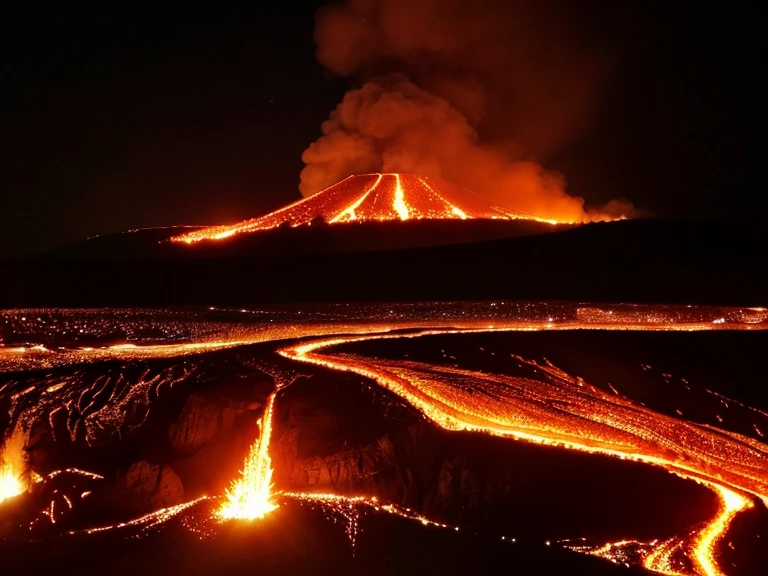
left=0, top=2, right=763, bottom=257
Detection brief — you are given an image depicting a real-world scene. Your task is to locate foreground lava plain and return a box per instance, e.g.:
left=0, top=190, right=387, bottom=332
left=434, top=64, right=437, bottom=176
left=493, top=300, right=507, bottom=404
left=1, top=302, right=767, bottom=576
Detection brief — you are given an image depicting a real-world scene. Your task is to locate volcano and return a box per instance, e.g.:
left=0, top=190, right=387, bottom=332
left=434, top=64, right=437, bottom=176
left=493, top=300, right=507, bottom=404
left=172, top=173, right=558, bottom=244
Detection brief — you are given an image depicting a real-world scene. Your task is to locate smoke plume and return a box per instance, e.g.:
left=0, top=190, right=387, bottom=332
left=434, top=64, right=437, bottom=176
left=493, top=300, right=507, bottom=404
left=300, top=0, right=633, bottom=221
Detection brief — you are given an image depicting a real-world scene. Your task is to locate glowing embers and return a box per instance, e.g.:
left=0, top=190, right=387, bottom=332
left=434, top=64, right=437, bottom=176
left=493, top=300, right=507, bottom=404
left=281, top=492, right=454, bottom=548
left=170, top=173, right=557, bottom=244
left=328, top=174, right=383, bottom=222
left=217, top=392, right=279, bottom=520
left=392, top=174, right=410, bottom=220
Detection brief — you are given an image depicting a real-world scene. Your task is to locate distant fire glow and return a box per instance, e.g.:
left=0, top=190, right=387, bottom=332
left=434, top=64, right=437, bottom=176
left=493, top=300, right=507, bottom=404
left=171, top=173, right=564, bottom=244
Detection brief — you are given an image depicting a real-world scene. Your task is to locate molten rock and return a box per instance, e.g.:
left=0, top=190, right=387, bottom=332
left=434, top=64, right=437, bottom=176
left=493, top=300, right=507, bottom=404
left=171, top=173, right=558, bottom=244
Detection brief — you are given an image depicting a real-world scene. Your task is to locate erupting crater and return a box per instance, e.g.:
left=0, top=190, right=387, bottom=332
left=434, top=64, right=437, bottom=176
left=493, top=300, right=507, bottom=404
left=172, top=173, right=560, bottom=244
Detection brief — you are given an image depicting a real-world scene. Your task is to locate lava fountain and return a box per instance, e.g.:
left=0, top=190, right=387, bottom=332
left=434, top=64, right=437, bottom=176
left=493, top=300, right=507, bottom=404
left=217, top=392, right=279, bottom=520
left=0, top=425, right=28, bottom=504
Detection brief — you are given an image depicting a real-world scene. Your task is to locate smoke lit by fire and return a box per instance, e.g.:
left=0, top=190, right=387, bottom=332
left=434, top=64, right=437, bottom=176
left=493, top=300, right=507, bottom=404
left=302, top=0, right=635, bottom=222
left=170, top=1, right=637, bottom=245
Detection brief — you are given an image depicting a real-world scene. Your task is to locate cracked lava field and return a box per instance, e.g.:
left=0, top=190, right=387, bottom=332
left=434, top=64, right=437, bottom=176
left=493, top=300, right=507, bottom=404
left=1, top=301, right=767, bottom=575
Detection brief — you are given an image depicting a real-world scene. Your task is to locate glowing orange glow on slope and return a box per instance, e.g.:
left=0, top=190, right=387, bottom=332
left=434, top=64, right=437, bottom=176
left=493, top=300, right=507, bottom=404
left=329, top=174, right=383, bottom=222
left=0, top=425, right=28, bottom=504
left=420, top=179, right=467, bottom=219
left=170, top=173, right=566, bottom=244
left=218, top=392, right=279, bottom=520
left=392, top=174, right=410, bottom=220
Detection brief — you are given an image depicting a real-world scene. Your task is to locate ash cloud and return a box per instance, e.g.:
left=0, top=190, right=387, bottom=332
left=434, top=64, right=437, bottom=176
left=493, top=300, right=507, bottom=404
left=300, top=0, right=634, bottom=221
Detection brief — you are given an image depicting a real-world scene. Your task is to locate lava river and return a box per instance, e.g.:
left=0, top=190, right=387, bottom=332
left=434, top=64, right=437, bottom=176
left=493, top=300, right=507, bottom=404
left=278, top=329, right=768, bottom=576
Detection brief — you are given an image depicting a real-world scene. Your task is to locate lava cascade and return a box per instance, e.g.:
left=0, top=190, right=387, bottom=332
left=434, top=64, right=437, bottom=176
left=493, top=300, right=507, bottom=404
left=172, top=173, right=560, bottom=244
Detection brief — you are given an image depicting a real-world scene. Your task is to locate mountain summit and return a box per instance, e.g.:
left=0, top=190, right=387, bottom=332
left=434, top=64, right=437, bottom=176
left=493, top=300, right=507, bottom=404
left=172, top=173, right=556, bottom=244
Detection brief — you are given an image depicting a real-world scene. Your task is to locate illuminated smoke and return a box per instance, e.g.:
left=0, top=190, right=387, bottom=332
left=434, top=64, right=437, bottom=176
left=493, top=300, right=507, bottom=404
left=301, top=0, right=634, bottom=222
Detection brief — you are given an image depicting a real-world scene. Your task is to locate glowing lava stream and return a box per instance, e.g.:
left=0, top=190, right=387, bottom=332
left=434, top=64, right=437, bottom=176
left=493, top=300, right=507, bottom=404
left=277, top=330, right=768, bottom=576
left=392, top=174, right=410, bottom=220
left=218, top=392, right=279, bottom=520
left=169, top=173, right=566, bottom=244
left=328, top=174, right=383, bottom=222
left=689, top=483, right=750, bottom=576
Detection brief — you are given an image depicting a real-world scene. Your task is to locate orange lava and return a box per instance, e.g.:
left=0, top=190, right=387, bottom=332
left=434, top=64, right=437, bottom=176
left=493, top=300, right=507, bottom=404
left=0, top=467, right=25, bottom=504
left=0, top=425, right=28, bottom=504
left=218, top=392, right=279, bottom=520
left=688, top=483, right=752, bottom=576
left=4, top=303, right=768, bottom=575
left=278, top=330, right=768, bottom=576
left=3, top=303, right=764, bottom=373
left=171, top=173, right=562, bottom=244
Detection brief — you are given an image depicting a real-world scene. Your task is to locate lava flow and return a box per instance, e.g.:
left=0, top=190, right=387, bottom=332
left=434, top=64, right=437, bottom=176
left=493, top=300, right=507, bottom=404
left=278, top=330, right=768, bottom=576
left=171, top=173, right=562, bottom=244
left=568, top=481, right=753, bottom=576
left=2, top=303, right=768, bottom=575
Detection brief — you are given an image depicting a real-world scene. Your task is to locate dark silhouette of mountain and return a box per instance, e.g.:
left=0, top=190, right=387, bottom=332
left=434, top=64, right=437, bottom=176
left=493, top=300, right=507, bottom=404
left=46, top=219, right=566, bottom=259
left=1, top=219, right=766, bottom=307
